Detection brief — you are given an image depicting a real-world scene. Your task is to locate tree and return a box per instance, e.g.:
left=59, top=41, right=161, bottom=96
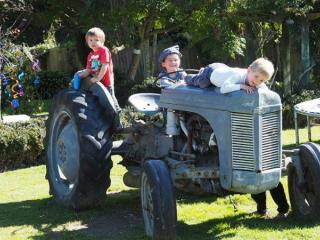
left=106, top=0, right=216, bottom=80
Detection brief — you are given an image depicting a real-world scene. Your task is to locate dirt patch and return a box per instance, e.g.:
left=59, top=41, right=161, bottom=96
left=83, top=210, right=142, bottom=236
left=50, top=209, right=143, bottom=239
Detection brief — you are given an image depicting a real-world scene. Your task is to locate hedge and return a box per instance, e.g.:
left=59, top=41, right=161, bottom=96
left=0, top=118, right=46, bottom=171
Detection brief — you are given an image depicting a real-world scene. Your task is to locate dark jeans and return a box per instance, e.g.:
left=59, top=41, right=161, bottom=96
left=80, top=76, right=121, bottom=113
left=106, top=86, right=121, bottom=113
left=251, top=182, right=289, bottom=214
left=185, top=63, right=227, bottom=88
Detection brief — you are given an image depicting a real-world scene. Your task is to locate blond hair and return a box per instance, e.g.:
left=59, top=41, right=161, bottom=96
left=85, top=27, right=105, bottom=44
left=249, top=58, right=274, bottom=80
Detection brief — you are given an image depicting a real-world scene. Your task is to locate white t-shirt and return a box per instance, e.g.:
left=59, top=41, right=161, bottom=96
left=210, top=66, right=267, bottom=93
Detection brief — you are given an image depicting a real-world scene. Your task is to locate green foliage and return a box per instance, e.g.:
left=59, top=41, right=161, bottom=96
left=29, top=25, right=58, bottom=55
left=114, top=71, right=160, bottom=107
left=120, top=105, right=163, bottom=129
left=1, top=70, right=66, bottom=114
left=0, top=118, right=46, bottom=171
left=36, top=71, right=68, bottom=99
left=0, top=25, right=62, bottom=114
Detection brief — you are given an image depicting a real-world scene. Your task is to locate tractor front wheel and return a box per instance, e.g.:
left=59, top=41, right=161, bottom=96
left=288, top=143, right=320, bottom=216
left=141, top=160, right=177, bottom=240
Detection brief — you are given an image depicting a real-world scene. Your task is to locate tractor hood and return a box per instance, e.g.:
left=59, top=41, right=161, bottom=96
left=159, top=85, right=281, bottom=114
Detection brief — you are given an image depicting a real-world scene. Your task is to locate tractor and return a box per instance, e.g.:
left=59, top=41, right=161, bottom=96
left=45, top=73, right=320, bottom=239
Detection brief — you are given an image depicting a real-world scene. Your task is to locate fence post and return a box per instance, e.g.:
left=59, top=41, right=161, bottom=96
left=0, top=77, right=2, bottom=121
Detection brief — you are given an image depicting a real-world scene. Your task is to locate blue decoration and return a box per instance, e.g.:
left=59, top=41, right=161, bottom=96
left=11, top=99, right=20, bottom=109
left=0, top=73, right=9, bottom=86
left=18, top=72, right=25, bottom=81
left=33, top=75, right=40, bottom=86
left=73, top=73, right=80, bottom=90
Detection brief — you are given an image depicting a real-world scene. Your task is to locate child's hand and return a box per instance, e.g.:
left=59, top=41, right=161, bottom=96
left=241, top=84, right=255, bottom=94
left=179, top=80, right=186, bottom=85
left=69, top=79, right=73, bottom=88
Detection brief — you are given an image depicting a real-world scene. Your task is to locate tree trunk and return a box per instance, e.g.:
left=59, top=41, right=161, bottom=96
left=300, top=17, right=310, bottom=89
left=142, top=39, right=150, bottom=79
left=245, top=23, right=256, bottom=65
left=128, top=43, right=143, bottom=81
left=151, top=33, right=157, bottom=77
left=281, top=23, right=292, bottom=97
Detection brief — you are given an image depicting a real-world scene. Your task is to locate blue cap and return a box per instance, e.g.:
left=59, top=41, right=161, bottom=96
left=158, top=45, right=182, bottom=65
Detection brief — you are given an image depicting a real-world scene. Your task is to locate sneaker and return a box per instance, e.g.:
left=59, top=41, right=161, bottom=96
left=273, top=212, right=288, bottom=219
left=250, top=211, right=268, bottom=217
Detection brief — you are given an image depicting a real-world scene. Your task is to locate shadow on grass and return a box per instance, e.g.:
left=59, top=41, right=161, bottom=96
left=0, top=189, right=146, bottom=240
left=1, top=188, right=320, bottom=240
left=177, top=213, right=320, bottom=240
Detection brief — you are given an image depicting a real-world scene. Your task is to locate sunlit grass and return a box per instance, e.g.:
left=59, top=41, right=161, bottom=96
left=1, top=126, right=320, bottom=239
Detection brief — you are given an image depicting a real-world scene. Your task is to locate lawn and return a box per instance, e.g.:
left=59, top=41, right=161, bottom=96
left=1, top=127, right=320, bottom=240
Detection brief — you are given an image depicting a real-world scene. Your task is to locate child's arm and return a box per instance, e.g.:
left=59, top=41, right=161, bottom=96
left=220, top=79, right=257, bottom=94
left=91, top=64, right=107, bottom=83
left=220, top=78, right=243, bottom=94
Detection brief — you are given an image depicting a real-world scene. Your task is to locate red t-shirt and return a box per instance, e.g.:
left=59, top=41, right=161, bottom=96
left=86, top=46, right=114, bottom=87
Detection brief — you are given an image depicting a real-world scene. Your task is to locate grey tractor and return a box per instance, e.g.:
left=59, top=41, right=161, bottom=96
left=45, top=73, right=320, bottom=240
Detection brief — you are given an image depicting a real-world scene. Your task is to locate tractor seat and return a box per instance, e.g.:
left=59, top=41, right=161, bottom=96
left=128, top=93, right=161, bottom=116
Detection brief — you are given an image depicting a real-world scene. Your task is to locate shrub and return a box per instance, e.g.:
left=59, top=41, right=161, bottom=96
left=0, top=118, right=46, bottom=171
left=282, top=89, right=320, bottom=129
left=36, top=71, right=68, bottom=99
left=114, top=71, right=160, bottom=107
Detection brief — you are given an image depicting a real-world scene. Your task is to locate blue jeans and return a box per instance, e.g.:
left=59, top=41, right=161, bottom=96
left=185, top=63, right=227, bottom=88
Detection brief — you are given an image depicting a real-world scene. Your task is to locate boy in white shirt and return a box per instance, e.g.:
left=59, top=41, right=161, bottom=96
left=185, top=58, right=274, bottom=94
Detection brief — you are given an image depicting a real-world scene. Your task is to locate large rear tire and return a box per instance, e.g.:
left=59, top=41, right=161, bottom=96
left=46, top=89, right=114, bottom=210
left=288, top=143, right=320, bottom=216
left=141, top=160, right=177, bottom=240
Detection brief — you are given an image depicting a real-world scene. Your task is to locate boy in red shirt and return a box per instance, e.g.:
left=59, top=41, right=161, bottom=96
left=77, top=27, right=121, bottom=113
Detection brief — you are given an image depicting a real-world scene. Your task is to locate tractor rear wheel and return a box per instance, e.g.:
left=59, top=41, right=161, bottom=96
left=45, top=89, right=114, bottom=210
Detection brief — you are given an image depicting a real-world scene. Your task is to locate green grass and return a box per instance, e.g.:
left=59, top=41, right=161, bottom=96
left=1, top=126, right=320, bottom=239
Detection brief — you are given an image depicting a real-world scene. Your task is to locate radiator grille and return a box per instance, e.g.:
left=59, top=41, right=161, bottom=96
left=231, top=111, right=281, bottom=171
left=231, top=113, right=255, bottom=171
left=261, top=112, right=281, bottom=170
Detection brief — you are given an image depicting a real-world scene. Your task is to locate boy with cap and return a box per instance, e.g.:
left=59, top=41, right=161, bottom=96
left=157, top=45, right=186, bottom=88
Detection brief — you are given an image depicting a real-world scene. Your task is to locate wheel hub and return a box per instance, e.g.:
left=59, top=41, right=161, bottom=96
left=141, top=173, right=154, bottom=237
left=58, top=140, right=67, bottom=163
left=51, top=112, right=80, bottom=188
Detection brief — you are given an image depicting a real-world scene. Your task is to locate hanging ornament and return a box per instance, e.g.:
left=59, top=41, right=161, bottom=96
left=18, top=71, right=25, bottom=82
left=32, top=59, right=40, bottom=72
left=0, top=73, right=9, bottom=86
left=33, top=75, right=41, bottom=86
left=18, top=84, right=24, bottom=97
left=5, top=85, right=11, bottom=97
left=11, top=99, right=20, bottom=109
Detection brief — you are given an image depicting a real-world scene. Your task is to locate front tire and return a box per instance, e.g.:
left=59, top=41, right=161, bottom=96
left=288, top=143, right=320, bottom=216
left=46, top=89, right=114, bottom=210
left=141, top=160, right=177, bottom=240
